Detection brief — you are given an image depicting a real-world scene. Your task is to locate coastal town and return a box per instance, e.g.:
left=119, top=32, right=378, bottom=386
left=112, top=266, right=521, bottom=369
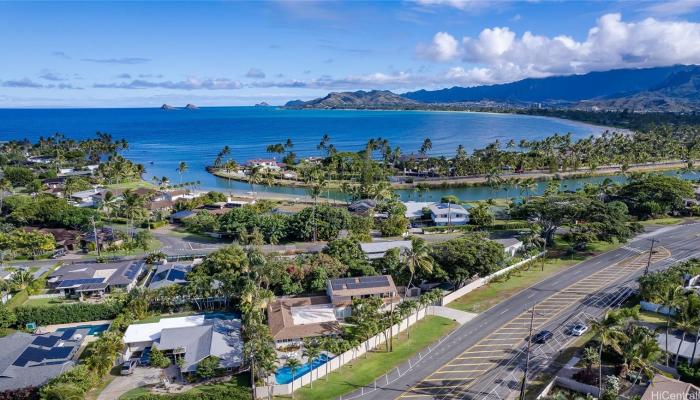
left=6, top=1, right=700, bottom=400
left=1, top=124, right=700, bottom=400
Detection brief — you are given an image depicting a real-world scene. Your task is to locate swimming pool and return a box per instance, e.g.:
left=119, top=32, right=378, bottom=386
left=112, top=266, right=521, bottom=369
left=57, top=323, right=110, bottom=336
left=275, top=354, right=331, bottom=384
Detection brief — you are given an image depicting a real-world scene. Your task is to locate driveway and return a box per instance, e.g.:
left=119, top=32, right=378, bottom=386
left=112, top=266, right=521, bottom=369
left=97, top=367, right=164, bottom=400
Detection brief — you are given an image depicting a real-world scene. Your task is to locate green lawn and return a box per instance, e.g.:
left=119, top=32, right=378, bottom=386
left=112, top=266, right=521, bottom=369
left=21, top=297, right=77, bottom=307
left=283, top=316, right=458, bottom=400
left=448, top=239, right=623, bottom=313
left=106, top=180, right=155, bottom=190
left=639, top=217, right=684, bottom=226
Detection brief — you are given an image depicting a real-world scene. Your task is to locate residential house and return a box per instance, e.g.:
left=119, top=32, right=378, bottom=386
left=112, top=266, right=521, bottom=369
left=148, top=263, right=193, bottom=290
left=122, top=314, right=243, bottom=374
left=25, top=227, right=80, bottom=251
left=348, top=199, right=377, bottom=215
left=246, top=159, right=281, bottom=171
left=47, top=260, right=145, bottom=298
left=69, top=187, right=103, bottom=207
left=360, top=240, right=412, bottom=260
left=267, top=296, right=341, bottom=348
left=327, top=275, right=399, bottom=318
left=81, top=227, right=123, bottom=252
left=428, top=203, right=469, bottom=226
left=641, top=374, right=700, bottom=400
left=169, top=210, right=196, bottom=223
left=161, top=189, right=189, bottom=202
left=0, top=328, right=89, bottom=391
left=493, top=238, right=524, bottom=257
left=403, top=201, right=434, bottom=224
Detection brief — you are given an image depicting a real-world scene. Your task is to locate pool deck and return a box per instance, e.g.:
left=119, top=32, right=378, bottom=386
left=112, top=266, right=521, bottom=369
left=36, top=320, right=113, bottom=334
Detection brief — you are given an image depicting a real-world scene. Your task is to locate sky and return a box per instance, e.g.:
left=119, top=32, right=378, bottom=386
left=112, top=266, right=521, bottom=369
left=2, top=0, right=700, bottom=108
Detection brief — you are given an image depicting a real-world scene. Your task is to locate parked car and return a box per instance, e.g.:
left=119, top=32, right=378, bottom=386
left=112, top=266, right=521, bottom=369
left=570, top=324, right=588, bottom=336
left=121, top=359, right=139, bottom=375
left=533, top=330, right=553, bottom=343
left=51, top=249, right=67, bottom=259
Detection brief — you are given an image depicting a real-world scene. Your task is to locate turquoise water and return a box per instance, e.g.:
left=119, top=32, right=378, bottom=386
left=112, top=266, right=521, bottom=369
left=57, top=323, right=110, bottom=336
left=275, top=354, right=331, bottom=384
left=0, top=106, right=603, bottom=192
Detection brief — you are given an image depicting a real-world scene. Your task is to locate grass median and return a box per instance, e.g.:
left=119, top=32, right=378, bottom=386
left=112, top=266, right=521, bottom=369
left=281, top=316, right=458, bottom=400
left=447, top=239, right=622, bottom=314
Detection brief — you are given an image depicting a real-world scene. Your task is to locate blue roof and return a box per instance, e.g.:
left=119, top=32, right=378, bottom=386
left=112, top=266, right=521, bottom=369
left=56, top=278, right=104, bottom=289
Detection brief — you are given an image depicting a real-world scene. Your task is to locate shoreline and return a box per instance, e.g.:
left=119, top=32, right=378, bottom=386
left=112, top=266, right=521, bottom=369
left=208, top=159, right=698, bottom=190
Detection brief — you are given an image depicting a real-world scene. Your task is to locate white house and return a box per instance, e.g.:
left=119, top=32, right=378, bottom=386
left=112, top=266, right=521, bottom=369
left=428, top=203, right=469, bottom=226
left=360, top=240, right=412, bottom=260
left=246, top=159, right=281, bottom=171
left=493, top=238, right=524, bottom=257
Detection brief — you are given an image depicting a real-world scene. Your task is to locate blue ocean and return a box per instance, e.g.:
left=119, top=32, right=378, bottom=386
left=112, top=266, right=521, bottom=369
left=0, top=107, right=617, bottom=200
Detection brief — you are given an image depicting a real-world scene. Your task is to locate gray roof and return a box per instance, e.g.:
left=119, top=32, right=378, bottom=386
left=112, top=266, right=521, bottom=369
left=0, top=329, right=89, bottom=391
left=658, top=333, right=700, bottom=359
left=170, top=210, right=196, bottom=220
left=428, top=203, right=468, bottom=214
left=157, top=319, right=242, bottom=373
left=360, top=240, right=412, bottom=260
left=48, top=260, right=144, bottom=291
left=148, top=263, right=192, bottom=290
left=493, top=238, right=523, bottom=248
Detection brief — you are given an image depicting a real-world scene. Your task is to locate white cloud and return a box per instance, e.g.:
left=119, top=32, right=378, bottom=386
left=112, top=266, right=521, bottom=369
left=416, top=13, right=700, bottom=84
left=643, top=0, right=700, bottom=17
left=413, top=0, right=495, bottom=11
left=417, top=32, right=460, bottom=62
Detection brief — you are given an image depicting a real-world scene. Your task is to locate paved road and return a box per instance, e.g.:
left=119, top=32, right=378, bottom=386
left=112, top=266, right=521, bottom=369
left=348, top=222, right=700, bottom=400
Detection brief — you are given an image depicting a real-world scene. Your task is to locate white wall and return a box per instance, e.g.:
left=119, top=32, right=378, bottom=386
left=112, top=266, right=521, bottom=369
left=255, top=307, right=428, bottom=398
left=441, top=252, right=543, bottom=306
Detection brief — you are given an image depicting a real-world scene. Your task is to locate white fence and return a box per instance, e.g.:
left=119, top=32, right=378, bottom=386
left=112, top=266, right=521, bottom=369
left=254, top=307, right=429, bottom=398
left=441, top=252, right=544, bottom=306
left=28, top=293, right=64, bottom=300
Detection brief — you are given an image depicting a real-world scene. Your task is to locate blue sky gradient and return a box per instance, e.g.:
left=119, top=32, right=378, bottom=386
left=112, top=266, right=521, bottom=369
left=2, top=0, right=700, bottom=107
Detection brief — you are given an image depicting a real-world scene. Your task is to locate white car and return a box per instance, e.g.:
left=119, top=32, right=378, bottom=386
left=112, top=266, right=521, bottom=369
left=571, top=324, right=588, bottom=336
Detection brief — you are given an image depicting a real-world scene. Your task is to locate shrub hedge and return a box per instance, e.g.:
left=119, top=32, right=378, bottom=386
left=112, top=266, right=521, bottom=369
left=0, top=386, right=38, bottom=400
left=14, top=300, right=124, bottom=327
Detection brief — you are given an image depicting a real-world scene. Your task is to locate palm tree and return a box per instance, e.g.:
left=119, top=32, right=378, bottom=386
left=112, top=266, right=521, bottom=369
left=176, top=161, right=188, bottom=185
left=673, top=294, right=700, bottom=367
left=402, top=237, right=434, bottom=292
left=248, top=166, right=263, bottom=200
left=285, top=357, right=301, bottom=399
left=121, top=190, right=147, bottom=238
left=420, top=137, right=432, bottom=156
left=590, top=311, right=627, bottom=395
left=9, top=269, right=36, bottom=292
left=302, top=341, right=321, bottom=386
left=656, top=286, right=684, bottom=365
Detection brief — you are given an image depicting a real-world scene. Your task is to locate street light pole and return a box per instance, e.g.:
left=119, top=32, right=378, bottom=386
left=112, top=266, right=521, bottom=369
left=644, top=238, right=658, bottom=276
left=519, top=305, right=536, bottom=400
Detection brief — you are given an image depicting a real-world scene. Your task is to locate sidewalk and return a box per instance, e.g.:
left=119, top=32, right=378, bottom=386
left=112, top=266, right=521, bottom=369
left=428, top=306, right=477, bottom=325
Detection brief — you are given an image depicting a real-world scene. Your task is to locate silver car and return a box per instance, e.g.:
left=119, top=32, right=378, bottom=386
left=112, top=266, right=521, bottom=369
left=571, top=324, right=588, bottom=336
left=121, top=359, right=139, bottom=375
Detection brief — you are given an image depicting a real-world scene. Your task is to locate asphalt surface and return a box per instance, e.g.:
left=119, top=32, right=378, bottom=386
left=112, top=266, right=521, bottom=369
left=347, top=222, right=700, bottom=400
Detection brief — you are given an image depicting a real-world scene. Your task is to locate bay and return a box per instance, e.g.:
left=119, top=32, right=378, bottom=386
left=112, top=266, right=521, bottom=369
left=0, top=106, right=627, bottom=200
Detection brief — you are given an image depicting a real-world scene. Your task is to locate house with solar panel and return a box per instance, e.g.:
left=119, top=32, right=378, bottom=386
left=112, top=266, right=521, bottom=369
left=0, top=328, right=89, bottom=391
left=327, top=275, right=399, bottom=318
left=46, top=260, right=145, bottom=299
left=266, top=275, right=400, bottom=346
left=148, top=263, right=193, bottom=290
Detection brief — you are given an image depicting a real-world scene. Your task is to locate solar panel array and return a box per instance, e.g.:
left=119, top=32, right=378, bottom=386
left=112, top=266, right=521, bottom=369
left=60, top=328, right=76, bottom=340
left=329, top=276, right=390, bottom=291
left=168, top=269, right=187, bottom=282
left=32, top=335, right=59, bottom=347
left=125, top=262, right=142, bottom=280
left=12, top=344, right=75, bottom=367
left=56, top=278, right=104, bottom=288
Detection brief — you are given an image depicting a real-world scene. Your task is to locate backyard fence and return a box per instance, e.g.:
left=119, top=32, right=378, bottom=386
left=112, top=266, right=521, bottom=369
left=254, top=307, right=429, bottom=398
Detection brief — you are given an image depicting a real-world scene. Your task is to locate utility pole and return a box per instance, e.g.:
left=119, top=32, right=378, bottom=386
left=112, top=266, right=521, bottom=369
left=644, top=238, right=658, bottom=276
left=91, top=216, right=101, bottom=257
left=541, top=240, right=547, bottom=272
left=519, top=305, right=536, bottom=400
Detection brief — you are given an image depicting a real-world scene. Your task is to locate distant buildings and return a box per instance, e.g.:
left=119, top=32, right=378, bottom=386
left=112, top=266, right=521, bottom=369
left=122, top=314, right=243, bottom=374
left=0, top=328, right=89, bottom=391
left=246, top=159, right=281, bottom=171
left=402, top=201, right=470, bottom=226
left=47, top=260, right=145, bottom=298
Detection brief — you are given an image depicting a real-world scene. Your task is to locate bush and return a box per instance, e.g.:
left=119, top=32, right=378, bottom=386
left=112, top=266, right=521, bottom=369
left=14, top=300, right=124, bottom=327
left=0, top=386, right=38, bottom=400
left=142, top=220, right=168, bottom=229
left=678, top=364, right=700, bottom=386
left=150, top=346, right=171, bottom=369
